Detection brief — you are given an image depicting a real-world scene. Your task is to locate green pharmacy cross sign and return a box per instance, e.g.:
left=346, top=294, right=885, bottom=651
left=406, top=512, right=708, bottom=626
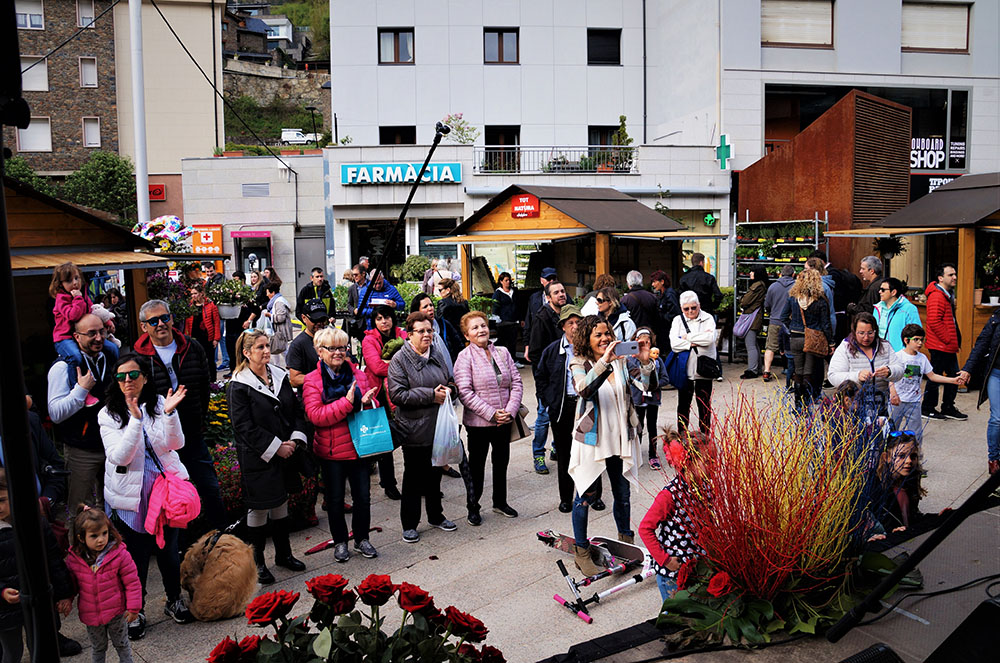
left=716, top=134, right=732, bottom=170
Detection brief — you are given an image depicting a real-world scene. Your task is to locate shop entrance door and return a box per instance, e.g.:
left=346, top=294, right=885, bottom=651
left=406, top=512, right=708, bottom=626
left=350, top=220, right=405, bottom=272
left=294, top=234, right=326, bottom=292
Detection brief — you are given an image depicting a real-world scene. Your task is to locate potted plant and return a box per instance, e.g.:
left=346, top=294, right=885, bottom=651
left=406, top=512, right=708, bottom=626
left=873, top=236, right=907, bottom=262
left=208, top=278, right=254, bottom=319
left=610, top=115, right=635, bottom=172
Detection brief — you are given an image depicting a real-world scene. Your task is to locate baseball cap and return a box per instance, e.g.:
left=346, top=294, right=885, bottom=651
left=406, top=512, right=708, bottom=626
left=303, top=299, right=328, bottom=320
left=558, top=305, right=582, bottom=326
left=541, top=267, right=558, bottom=279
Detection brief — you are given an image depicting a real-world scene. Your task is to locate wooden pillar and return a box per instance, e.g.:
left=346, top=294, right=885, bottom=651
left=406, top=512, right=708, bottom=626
left=460, top=244, right=471, bottom=300
left=594, top=233, right=610, bottom=276
left=957, top=227, right=975, bottom=366
left=126, top=268, right=149, bottom=339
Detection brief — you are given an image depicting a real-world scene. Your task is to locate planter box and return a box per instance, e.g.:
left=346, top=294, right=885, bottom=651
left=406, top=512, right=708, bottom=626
left=280, top=149, right=301, bottom=155
left=222, top=151, right=244, bottom=157
left=303, top=149, right=323, bottom=155
left=217, top=303, right=242, bottom=319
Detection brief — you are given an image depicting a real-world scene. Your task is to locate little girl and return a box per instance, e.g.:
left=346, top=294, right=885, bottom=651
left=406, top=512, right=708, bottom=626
left=65, top=507, right=141, bottom=663
left=876, top=431, right=925, bottom=534
left=626, top=328, right=669, bottom=470
left=638, top=429, right=713, bottom=601
left=51, top=262, right=118, bottom=385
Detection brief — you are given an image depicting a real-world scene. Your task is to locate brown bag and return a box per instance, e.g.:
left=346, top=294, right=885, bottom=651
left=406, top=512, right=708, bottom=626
left=800, top=307, right=829, bottom=356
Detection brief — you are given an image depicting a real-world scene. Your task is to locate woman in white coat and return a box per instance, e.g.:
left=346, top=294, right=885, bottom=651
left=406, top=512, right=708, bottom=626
left=670, top=291, right=718, bottom=435
left=99, top=354, right=191, bottom=639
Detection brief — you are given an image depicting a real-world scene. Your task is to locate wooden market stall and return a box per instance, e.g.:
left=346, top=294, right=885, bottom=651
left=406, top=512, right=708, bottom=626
left=427, top=184, right=724, bottom=298
left=826, top=172, right=1000, bottom=366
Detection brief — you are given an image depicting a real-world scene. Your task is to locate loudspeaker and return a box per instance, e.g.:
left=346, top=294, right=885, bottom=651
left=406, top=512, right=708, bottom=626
left=837, top=644, right=905, bottom=663
left=924, top=598, right=1000, bottom=663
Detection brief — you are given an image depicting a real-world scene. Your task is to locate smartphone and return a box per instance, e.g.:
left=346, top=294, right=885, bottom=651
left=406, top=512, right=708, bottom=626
left=613, top=341, right=639, bottom=357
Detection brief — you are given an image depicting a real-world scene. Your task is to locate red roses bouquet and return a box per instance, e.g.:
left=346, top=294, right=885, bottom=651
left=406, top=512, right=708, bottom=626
left=207, top=574, right=506, bottom=662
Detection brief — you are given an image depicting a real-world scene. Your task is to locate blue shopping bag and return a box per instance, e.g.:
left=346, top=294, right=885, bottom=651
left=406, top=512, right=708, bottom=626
left=347, top=404, right=395, bottom=457
left=663, top=349, right=690, bottom=391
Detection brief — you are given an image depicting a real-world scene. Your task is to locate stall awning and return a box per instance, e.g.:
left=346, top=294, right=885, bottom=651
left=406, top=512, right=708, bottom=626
left=612, top=231, right=729, bottom=241
left=879, top=172, right=1000, bottom=228
left=823, top=226, right=956, bottom=238
left=425, top=231, right=591, bottom=245
left=12, top=251, right=170, bottom=277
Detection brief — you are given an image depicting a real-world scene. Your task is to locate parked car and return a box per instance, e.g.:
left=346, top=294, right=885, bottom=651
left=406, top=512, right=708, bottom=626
left=281, top=128, right=308, bottom=145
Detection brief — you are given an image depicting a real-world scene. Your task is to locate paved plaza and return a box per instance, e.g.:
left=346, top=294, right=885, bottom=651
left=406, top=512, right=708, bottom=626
left=47, top=363, right=998, bottom=663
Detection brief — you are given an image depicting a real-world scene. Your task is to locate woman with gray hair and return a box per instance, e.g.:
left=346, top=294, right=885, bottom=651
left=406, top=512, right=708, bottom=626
left=669, top=291, right=718, bottom=434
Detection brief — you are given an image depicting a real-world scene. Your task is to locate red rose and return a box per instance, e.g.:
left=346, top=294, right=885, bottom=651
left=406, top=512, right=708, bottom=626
left=245, top=590, right=300, bottom=625
left=676, top=559, right=695, bottom=590
left=706, top=571, right=734, bottom=597
left=357, top=574, right=396, bottom=606
left=237, top=635, right=261, bottom=663
left=328, top=589, right=358, bottom=615
left=479, top=645, right=507, bottom=663
left=457, top=643, right=481, bottom=661
left=305, top=574, right=349, bottom=604
left=444, top=606, right=489, bottom=643
left=397, top=582, right=434, bottom=613
left=207, top=636, right=241, bottom=663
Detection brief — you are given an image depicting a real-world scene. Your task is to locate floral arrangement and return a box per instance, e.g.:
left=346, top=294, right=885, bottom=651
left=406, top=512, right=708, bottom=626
left=208, top=278, right=254, bottom=306
left=145, top=269, right=196, bottom=321
left=207, top=574, right=506, bottom=662
left=657, top=394, right=892, bottom=646
left=441, top=113, right=481, bottom=145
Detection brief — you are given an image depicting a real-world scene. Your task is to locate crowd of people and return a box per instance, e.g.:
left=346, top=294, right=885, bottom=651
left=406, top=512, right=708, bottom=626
left=2, top=250, right=997, bottom=661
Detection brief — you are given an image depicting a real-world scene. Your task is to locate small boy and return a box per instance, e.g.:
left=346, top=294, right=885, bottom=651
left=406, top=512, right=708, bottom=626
left=889, top=324, right=962, bottom=454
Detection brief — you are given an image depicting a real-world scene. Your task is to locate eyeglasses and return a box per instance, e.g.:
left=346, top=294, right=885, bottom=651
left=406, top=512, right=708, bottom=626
left=320, top=345, right=348, bottom=354
left=142, top=313, right=172, bottom=327
left=310, top=318, right=329, bottom=326
left=114, top=370, right=142, bottom=382
left=76, top=329, right=106, bottom=338
left=682, top=306, right=698, bottom=312
left=595, top=297, right=608, bottom=304
left=878, top=287, right=891, bottom=293
left=411, top=328, right=434, bottom=335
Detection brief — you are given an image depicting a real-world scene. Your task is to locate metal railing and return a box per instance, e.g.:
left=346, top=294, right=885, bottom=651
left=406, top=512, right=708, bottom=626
left=473, top=145, right=639, bottom=174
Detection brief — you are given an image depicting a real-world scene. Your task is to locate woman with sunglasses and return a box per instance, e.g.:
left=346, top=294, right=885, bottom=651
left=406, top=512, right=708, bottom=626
left=228, top=329, right=308, bottom=584
left=670, top=291, right=718, bottom=435
left=828, top=312, right=904, bottom=416
left=594, top=287, right=636, bottom=342
left=99, top=354, right=192, bottom=638
left=303, top=327, right=379, bottom=563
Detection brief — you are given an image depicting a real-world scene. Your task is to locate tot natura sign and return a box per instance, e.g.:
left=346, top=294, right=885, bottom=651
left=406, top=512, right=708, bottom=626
left=341, top=162, right=462, bottom=185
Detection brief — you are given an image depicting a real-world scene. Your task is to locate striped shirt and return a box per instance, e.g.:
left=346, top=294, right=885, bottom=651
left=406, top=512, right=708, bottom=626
left=106, top=435, right=161, bottom=533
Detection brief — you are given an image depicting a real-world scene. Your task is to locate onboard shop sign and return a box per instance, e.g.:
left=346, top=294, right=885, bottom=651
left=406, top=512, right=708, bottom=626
left=341, top=162, right=462, bottom=185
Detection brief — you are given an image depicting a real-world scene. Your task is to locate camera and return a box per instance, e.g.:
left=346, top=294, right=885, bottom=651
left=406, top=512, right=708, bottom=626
left=435, top=122, right=451, bottom=135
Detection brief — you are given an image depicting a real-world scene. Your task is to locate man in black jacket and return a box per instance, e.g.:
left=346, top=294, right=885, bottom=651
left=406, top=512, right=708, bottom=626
left=296, top=267, right=334, bottom=320
left=622, top=270, right=658, bottom=330
left=535, top=305, right=582, bottom=512
left=133, top=299, right=227, bottom=529
left=527, top=280, right=567, bottom=474
left=678, top=253, right=722, bottom=315
left=523, top=267, right=559, bottom=363
left=651, top=270, right=681, bottom=354
left=848, top=255, right=885, bottom=319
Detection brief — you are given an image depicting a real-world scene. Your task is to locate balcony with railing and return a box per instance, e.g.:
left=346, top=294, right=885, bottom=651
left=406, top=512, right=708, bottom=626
left=472, top=145, right=639, bottom=174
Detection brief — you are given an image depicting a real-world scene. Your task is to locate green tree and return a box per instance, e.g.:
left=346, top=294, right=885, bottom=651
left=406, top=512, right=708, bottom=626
left=1, top=155, right=57, bottom=197
left=271, top=0, right=329, bottom=60
left=61, top=151, right=137, bottom=225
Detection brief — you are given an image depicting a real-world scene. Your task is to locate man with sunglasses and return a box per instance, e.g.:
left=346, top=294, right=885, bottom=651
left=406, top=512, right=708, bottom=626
left=286, top=299, right=328, bottom=394
left=47, top=313, right=117, bottom=527
left=133, top=299, right=227, bottom=529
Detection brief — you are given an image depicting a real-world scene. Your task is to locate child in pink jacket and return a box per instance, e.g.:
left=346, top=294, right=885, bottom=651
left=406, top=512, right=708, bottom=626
left=65, top=508, right=141, bottom=663
left=50, top=262, right=119, bottom=394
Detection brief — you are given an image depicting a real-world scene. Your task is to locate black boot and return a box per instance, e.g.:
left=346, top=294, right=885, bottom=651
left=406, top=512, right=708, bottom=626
left=272, top=517, right=306, bottom=572
left=248, top=525, right=275, bottom=585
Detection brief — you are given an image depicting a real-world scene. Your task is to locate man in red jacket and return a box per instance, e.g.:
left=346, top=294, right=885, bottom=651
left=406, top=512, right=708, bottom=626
left=923, top=263, right=967, bottom=421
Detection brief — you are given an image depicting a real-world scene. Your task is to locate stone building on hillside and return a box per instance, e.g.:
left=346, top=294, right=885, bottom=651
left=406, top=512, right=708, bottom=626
left=222, top=9, right=271, bottom=63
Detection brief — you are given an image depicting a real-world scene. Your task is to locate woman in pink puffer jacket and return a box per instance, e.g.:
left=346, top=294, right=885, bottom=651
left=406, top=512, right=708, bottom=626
left=302, top=327, right=378, bottom=563
left=453, top=311, right=523, bottom=526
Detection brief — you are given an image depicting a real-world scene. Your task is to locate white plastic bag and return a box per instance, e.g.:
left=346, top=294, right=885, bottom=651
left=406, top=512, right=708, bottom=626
left=431, top=393, right=462, bottom=467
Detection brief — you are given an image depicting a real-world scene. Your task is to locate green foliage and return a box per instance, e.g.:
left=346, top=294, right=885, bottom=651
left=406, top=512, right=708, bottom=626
left=332, top=285, right=349, bottom=312
left=399, top=254, right=431, bottom=282
left=2, top=155, right=57, bottom=197
left=468, top=295, right=493, bottom=314
left=207, top=278, right=254, bottom=306
left=60, top=151, right=137, bottom=224
left=224, top=95, right=322, bottom=145
left=442, top=112, right=481, bottom=145
left=271, top=0, right=329, bottom=59
left=611, top=115, right=635, bottom=170
left=719, top=286, right=735, bottom=314
left=395, top=281, right=422, bottom=311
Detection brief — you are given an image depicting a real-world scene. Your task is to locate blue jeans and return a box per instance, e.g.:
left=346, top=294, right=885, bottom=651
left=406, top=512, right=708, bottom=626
left=656, top=573, right=677, bottom=602
left=55, top=338, right=119, bottom=389
left=320, top=457, right=371, bottom=544
left=219, top=320, right=230, bottom=365
left=890, top=400, right=923, bottom=446
left=572, top=455, right=632, bottom=547
left=987, top=368, right=1000, bottom=462
left=532, top=403, right=550, bottom=457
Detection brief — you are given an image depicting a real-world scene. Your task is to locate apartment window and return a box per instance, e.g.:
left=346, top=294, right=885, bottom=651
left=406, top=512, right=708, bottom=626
left=587, top=29, right=621, bottom=65
left=378, top=29, right=414, bottom=64
left=77, top=0, right=94, bottom=27
left=20, top=56, right=48, bottom=92
left=901, top=2, right=970, bottom=53
left=484, top=28, right=518, bottom=64
left=79, top=57, right=98, bottom=87
left=15, top=0, right=44, bottom=29
left=588, top=126, right=618, bottom=146
left=761, top=0, right=834, bottom=48
left=82, top=117, right=101, bottom=147
left=379, top=126, right=416, bottom=145
left=17, top=117, right=51, bottom=152
left=482, top=125, right=520, bottom=172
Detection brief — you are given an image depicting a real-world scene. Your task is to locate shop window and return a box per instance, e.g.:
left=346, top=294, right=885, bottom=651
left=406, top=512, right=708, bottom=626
left=379, top=126, right=416, bottom=145
left=949, top=90, right=967, bottom=170
left=82, top=117, right=100, bottom=147
left=15, top=0, right=43, bottom=29
left=901, top=2, right=969, bottom=52
left=17, top=117, right=51, bottom=152
left=587, top=29, right=621, bottom=65
left=484, top=28, right=518, bottom=64
left=79, top=57, right=98, bottom=87
left=761, top=0, right=833, bottom=48
left=77, top=0, right=94, bottom=27
left=483, top=125, right=520, bottom=172
left=242, top=183, right=270, bottom=197
left=20, top=56, right=47, bottom=92
left=378, top=28, right=414, bottom=64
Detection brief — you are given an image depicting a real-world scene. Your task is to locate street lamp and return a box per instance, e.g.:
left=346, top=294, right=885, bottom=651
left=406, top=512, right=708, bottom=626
left=305, top=105, right=318, bottom=146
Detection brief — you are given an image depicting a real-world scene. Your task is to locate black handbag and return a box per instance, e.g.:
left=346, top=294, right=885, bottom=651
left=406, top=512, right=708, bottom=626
left=680, top=315, right=722, bottom=380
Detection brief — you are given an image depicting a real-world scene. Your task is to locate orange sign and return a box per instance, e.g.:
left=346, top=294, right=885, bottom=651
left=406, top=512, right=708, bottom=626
left=192, top=224, right=224, bottom=272
left=149, top=183, right=166, bottom=201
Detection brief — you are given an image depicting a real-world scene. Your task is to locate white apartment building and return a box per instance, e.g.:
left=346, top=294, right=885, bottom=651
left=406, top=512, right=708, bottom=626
left=182, top=0, right=999, bottom=295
